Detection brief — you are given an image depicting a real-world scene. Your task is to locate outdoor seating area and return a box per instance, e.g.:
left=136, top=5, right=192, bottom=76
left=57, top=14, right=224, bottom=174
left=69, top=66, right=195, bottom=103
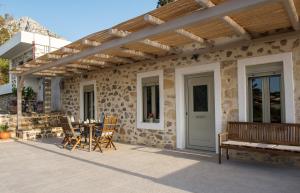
left=60, top=115, right=118, bottom=153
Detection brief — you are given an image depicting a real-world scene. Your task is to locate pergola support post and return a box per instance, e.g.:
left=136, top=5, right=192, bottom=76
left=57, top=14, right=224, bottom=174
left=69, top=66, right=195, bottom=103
left=16, top=76, right=24, bottom=137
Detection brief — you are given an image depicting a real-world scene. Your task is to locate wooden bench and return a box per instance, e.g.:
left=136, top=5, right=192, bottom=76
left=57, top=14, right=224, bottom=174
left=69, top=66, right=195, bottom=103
left=218, top=122, right=300, bottom=164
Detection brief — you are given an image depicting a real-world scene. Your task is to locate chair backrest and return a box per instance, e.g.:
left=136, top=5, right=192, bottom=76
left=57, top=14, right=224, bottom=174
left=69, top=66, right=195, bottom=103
left=102, top=116, right=117, bottom=137
left=227, top=122, right=300, bottom=146
left=60, top=116, right=75, bottom=136
left=99, top=112, right=105, bottom=123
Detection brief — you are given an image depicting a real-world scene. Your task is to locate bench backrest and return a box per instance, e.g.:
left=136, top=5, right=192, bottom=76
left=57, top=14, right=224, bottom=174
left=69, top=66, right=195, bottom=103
left=227, top=122, right=300, bottom=146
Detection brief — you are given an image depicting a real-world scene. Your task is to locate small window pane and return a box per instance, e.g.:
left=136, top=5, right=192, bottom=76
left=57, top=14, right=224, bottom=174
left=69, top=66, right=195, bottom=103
left=142, top=76, right=159, bottom=123
left=146, top=86, right=152, bottom=116
left=251, top=78, right=263, bottom=122
left=193, top=85, right=208, bottom=112
left=270, top=75, right=281, bottom=123
left=155, top=85, right=160, bottom=120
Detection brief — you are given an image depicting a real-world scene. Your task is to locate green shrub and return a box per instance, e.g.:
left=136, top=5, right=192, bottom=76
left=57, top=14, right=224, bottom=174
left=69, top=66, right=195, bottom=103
left=0, top=124, right=8, bottom=132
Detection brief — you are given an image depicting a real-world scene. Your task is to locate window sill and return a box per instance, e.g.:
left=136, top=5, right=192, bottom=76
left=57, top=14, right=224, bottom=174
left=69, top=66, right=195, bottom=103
left=137, top=122, right=164, bottom=130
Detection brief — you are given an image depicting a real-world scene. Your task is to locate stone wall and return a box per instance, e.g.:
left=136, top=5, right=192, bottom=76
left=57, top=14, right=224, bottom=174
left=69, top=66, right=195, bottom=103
left=61, top=36, right=300, bottom=166
left=44, top=78, right=52, bottom=113
left=0, top=113, right=63, bottom=139
left=0, top=94, right=13, bottom=114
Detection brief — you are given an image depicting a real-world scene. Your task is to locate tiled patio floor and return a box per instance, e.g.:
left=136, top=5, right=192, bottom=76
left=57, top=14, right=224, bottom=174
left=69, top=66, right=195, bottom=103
left=0, top=138, right=299, bottom=193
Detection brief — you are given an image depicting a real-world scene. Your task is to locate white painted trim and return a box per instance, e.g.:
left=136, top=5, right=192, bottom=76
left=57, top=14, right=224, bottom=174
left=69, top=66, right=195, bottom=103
left=237, top=52, right=295, bottom=123
left=79, top=80, right=98, bottom=121
left=137, top=70, right=164, bottom=130
left=0, top=31, right=70, bottom=59
left=175, top=62, right=222, bottom=153
left=0, top=83, right=12, bottom=95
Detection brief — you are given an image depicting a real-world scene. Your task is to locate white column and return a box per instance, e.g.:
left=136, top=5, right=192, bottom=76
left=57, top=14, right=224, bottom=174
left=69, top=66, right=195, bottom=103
left=16, top=76, right=24, bottom=135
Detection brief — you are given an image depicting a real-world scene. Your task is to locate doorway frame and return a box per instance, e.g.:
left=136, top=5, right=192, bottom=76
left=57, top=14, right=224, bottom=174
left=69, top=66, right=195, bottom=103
left=80, top=80, right=97, bottom=121
left=175, top=62, right=222, bottom=153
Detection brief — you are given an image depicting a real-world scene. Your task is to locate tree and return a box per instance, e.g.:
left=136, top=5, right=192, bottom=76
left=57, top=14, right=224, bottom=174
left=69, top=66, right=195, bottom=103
left=157, top=0, right=175, bottom=8
left=0, top=15, right=16, bottom=85
left=0, top=58, right=9, bottom=84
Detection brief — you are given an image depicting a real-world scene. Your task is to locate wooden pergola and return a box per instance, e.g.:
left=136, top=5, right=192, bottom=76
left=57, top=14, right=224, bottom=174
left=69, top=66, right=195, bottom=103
left=11, top=0, right=300, bottom=131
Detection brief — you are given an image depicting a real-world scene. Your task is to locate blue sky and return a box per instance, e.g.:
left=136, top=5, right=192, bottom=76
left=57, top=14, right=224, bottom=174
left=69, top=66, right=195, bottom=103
left=0, top=0, right=158, bottom=41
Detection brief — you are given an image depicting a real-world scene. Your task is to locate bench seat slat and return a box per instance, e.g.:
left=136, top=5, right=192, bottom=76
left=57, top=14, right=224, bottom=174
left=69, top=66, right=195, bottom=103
left=222, top=140, right=277, bottom=149
left=222, top=140, right=300, bottom=152
left=273, top=145, right=300, bottom=152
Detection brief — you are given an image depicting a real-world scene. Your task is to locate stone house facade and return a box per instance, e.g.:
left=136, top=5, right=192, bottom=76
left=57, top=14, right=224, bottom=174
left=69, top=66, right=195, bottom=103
left=0, top=31, right=70, bottom=114
left=61, top=35, right=300, bottom=165
left=12, top=0, right=300, bottom=166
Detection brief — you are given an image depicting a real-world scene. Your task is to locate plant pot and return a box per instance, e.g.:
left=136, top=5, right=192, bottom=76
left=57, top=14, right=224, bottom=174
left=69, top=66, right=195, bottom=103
left=0, top=131, right=11, bottom=139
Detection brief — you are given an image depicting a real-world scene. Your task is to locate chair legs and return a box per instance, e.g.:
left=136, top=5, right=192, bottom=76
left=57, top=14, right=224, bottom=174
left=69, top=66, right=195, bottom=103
left=93, top=136, right=116, bottom=152
left=71, top=137, right=82, bottom=151
left=61, top=137, right=67, bottom=144
left=105, top=137, right=116, bottom=150
left=226, top=148, right=229, bottom=160
left=93, top=137, right=103, bottom=153
left=63, top=137, right=71, bottom=149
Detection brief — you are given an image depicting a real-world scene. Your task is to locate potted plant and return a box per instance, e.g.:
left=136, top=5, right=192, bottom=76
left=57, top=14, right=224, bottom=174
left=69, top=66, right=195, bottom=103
left=23, top=86, right=35, bottom=113
left=0, top=124, right=10, bottom=139
left=148, top=113, right=154, bottom=123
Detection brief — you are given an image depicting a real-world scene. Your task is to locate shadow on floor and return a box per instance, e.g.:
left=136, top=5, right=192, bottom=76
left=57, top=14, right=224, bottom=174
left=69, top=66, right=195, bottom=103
left=15, top=139, right=300, bottom=193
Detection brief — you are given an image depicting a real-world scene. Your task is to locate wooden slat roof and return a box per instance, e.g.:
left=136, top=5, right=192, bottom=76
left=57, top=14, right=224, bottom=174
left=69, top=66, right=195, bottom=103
left=12, top=0, right=300, bottom=77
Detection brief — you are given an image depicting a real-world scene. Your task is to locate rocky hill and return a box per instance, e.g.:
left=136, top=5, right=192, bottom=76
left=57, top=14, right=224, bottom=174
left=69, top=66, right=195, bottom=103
left=3, top=14, right=62, bottom=39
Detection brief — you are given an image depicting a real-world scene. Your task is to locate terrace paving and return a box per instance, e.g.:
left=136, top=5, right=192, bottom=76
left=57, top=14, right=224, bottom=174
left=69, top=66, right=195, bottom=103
left=0, top=138, right=299, bottom=193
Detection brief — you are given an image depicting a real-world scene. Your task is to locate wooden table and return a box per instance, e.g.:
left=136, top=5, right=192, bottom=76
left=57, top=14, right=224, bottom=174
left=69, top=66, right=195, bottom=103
left=72, top=122, right=100, bottom=152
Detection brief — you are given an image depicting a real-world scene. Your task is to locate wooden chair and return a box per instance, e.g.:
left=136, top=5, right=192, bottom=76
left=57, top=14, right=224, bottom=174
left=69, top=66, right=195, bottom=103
left=60, top=116, right=83, bottom=151
left=93, top=116, right=117, bottom=153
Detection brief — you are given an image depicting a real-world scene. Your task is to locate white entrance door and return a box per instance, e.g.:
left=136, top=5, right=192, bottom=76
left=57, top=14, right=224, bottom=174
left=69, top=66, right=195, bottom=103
left=185, top=73, right=215, bottom=151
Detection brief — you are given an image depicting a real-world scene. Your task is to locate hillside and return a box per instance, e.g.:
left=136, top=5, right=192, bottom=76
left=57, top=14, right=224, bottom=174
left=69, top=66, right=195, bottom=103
left=3, top=15, right=62, bottom=39
left=0, top=14, right=64, bottom=85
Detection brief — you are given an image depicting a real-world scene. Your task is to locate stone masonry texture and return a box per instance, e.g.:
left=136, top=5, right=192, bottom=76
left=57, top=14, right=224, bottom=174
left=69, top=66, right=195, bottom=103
left=59, top=36, right=300, bottom=166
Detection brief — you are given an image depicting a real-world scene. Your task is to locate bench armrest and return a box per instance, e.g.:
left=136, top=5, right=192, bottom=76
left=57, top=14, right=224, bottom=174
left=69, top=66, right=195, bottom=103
left=218, top=132, right=228, bottom=145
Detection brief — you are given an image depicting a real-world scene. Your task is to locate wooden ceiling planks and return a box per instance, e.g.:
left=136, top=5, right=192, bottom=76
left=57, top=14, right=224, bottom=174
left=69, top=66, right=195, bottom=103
left=228, top=2, right=291, bottom=34
left=13, top=0, right=300, bottom=77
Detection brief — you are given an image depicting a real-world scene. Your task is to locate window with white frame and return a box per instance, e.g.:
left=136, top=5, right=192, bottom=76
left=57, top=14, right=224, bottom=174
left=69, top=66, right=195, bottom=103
left=137, top=70, right=164, bottom=129
left=247, top=62, right=284, bottom=123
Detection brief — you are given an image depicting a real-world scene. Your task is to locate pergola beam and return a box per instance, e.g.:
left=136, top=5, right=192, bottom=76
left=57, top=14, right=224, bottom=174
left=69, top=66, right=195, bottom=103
left=80, top=59, right=108, bottom=66
left=195, top=0, right=251, bottom=40
left=94, top=54, right=134, bottom=64
left=65, top=68, right=88, bottom=74
left=109, top=28, right=172, bottom=51
left=20, top=0, right=273, bottom=76
left=144, top=14, right=208, bottom=44
left=24, top=63, right=39, bottom=68
left=67, top=64, right=99, bottom=70
left=282, top=0, right=300, bottom=31
left=62, top=47, right=80, bottom=54
left=119, top=48, right=156, bottom=59
left=82, top=39, right=101, bottom=47
left=32, top=72, right=58, bottom=77
left=47, top=53, right=63, bottom=60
